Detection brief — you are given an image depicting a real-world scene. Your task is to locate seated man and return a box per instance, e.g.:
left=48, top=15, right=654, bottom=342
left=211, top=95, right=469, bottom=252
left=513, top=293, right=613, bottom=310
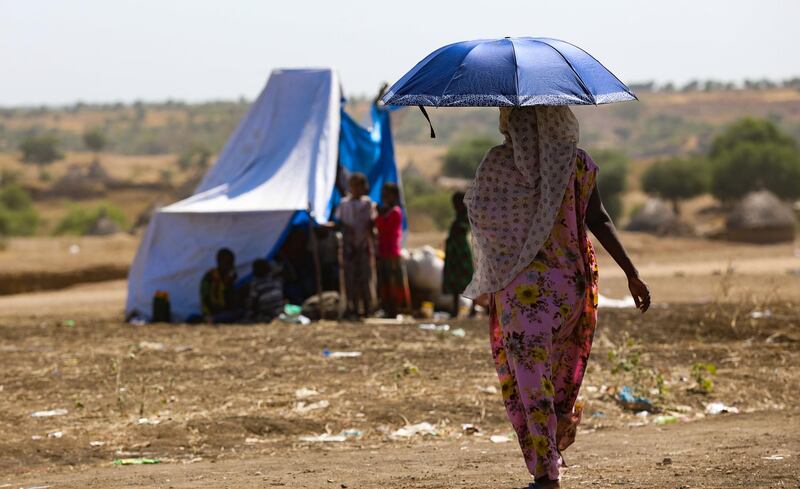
left=246, top=258, right=285, bottom=323
left=200, top=248, right=242, bottom=323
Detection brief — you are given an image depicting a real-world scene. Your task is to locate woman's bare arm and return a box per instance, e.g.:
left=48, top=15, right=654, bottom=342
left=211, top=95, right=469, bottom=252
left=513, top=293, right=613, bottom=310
left=585, top=183, right=651, bottom=312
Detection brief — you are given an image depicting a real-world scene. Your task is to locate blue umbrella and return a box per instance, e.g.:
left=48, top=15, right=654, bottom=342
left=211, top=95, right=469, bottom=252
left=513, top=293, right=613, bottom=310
left=382, top=37, right=636, bottom=108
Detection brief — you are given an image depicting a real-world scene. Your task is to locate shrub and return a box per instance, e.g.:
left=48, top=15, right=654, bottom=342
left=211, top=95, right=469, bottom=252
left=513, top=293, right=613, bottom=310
left=19, top=134, right=63, bottom=165
left=641, top=157, right=709, bottom=213
left=591, top=149, right=629, bottom=221
left=0, top=184, right=39, bottom=236
left=441, top=136, right=498, bottom=178
left=54, top=203, right=127, bottom=235
left=83, top=128, right=107, bottom=153
left=403, top=175, right=454, bottom=230
left=709, top=142, right=800, bottom=201
left=709, top=118, right=795, bottom=159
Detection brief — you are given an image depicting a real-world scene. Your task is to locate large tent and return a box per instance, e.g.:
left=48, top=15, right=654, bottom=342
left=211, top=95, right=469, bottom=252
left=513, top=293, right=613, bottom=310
left=126, top=68, right=400, bottom=320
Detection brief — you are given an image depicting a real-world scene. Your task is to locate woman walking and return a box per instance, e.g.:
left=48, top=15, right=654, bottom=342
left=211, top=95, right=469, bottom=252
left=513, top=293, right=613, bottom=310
left=464, top=106, right=650, bottom=488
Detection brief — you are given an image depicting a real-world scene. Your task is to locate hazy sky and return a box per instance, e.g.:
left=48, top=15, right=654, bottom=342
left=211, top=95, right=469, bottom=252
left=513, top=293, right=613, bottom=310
left=1, top=0, right=798, bottom=106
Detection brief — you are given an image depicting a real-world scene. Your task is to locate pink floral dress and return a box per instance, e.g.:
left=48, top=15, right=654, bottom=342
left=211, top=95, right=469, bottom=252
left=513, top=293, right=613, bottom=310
left=489, top=149, right=599, bottom=480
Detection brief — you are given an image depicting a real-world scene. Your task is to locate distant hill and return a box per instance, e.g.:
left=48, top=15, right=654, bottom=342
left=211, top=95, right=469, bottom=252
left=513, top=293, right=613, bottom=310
left=2, top=89, right=799, bottom=159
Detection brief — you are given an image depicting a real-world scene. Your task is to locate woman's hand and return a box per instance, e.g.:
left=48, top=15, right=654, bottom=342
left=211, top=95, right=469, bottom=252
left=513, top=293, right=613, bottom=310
left=627, top=275, right=651, bottom=313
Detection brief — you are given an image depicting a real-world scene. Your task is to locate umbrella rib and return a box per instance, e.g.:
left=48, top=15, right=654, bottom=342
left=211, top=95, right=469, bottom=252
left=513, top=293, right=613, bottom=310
left=508, top=38, right=520, bottom=105
left=552, top=38, right=638, bottom=101
left=438, top=43, right=482, bottom=107
left=536, top=40, right=597, bottom=105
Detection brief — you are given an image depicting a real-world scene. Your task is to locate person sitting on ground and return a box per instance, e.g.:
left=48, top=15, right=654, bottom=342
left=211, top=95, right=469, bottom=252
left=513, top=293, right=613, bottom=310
left=200, top=248, right=242, bottom=323
left=375, top=182, right=411, bottom=318
left=443, top=191, right=475, bottom=317
left=336, top=172, right=376, bottom=318
left=246, top=258, right=284, bottom=323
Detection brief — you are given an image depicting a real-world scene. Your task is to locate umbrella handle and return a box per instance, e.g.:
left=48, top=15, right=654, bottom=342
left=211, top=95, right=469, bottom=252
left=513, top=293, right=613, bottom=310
left=417, top=105, right=436, bottom=139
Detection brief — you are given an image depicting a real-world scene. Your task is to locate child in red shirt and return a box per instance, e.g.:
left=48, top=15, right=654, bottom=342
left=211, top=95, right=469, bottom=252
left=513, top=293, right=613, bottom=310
left=375, top=183, right=411, bottom=317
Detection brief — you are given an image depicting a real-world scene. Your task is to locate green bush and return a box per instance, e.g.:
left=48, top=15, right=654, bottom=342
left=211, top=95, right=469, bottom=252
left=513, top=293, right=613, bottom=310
left=403, top=175, right=454, bottom=230
left=54, top=203, right=127, bottom=235
left=591, top=149, right=629, bottom=221
left=19, top=134, right=63, bottom=165
left=710, top=142, right=800, bottom=201
left=442, top=136, right=498, bottom=178
left=83, top=128, right=107, bottom=152
left=641, top=157, right=709, bottom=213
left=709, top=118, right=796, bottom=159
left=0, top=184, right=39, bottom=236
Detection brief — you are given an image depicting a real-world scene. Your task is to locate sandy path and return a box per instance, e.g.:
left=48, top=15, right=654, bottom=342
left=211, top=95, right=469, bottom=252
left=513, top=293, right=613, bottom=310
left=8, top=411, right=799, bottom=489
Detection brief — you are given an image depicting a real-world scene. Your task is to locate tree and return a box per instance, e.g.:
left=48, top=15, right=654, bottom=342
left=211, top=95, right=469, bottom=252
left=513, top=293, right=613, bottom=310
left=19, top=134, right=63, bottom=166
left=0, top=184, right=39, bottom=236
left=709, top=118, right=795, bottom=159
left=641, top=157, right=709, bottom=214
left=441, top=136, right=498, bottom=178
left=177, top=143, right=212, bottom=171
left=710, top=142, right=800, bottom=201
left=83, top=128, right=107, bottom=161
left=592, top=149, right=629, bottom=221
left=707, top=118, right=800, bottom=202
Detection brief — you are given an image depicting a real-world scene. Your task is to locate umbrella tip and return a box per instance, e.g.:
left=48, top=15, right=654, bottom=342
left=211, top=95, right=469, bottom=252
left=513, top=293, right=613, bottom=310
left=504, top=36, right=510, bottom=39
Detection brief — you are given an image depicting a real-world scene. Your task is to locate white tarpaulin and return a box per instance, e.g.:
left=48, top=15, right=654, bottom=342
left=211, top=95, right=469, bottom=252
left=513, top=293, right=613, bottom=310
left=126, top=69, right=341, bottom=319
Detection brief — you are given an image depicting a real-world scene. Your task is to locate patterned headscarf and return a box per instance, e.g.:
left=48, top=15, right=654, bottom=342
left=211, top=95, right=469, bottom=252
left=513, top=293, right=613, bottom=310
left=463, top=106, right=579, bottom=297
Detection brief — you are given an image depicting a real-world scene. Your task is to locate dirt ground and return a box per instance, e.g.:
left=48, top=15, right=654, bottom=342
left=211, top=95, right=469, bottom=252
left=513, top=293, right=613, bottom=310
left=1, top=295, right=799, bottom=487
left=1, top=233, right=799, bottom=488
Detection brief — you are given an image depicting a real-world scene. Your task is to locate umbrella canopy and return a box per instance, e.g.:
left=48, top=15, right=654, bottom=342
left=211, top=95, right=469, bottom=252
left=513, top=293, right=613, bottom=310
left=382, top=37, right=636, bottom=107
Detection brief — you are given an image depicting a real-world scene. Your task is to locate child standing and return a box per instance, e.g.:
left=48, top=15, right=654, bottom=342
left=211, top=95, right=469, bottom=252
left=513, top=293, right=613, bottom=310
left=375, top=182, right=411, bottom=318
left=442, top=191, right=474, bottom=316
left=335, top=172, right=376, bottom=318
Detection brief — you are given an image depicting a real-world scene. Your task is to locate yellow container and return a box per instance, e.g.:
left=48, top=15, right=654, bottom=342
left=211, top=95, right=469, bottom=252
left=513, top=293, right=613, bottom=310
left=421, top=301, right=434, bottom=319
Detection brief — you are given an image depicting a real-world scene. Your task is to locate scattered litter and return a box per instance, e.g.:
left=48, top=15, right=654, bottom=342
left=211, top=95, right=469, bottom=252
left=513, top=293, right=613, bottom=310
left=137, top=417, right=161, bottom=425
left=617, top=386, right=658, bottom=412
left=749, top=310, right=772, bottom=319
left=765, top=331, right=799, bottom=344
left=419, top=323, right=449, bottom=332
left=299, top=429, right=362, bottom=443
left=432, top=312, right=451, bottom=321
left=138, top=341, right=166, bottom=351
left=389, top=422, right=437, bottom=439
left=461, top=424, right=480, bottom=435
left=90, top=441, right=107, bottom=447
left=62, top=319, right=76, bottom=328
left=245, top=437, right=268, bottom=444
left=31, top=408, right=68, bottom=418
left=21, top=486, right=51, bottom=489
left=69, top=243, right=81, bottom=254
left=450, top=328, right=466, bottom=337
left=490, top=434, right=512, bottom=444
left=762, top=455, right=786, bottom=461
left=294, top=387, right=319, bottom=399
left=293, top=400, right=329, bottom=414
left=31, top=435, right=44, bottom=440
left=591, top=411, right=605, bottom=418
left=47, top=430, right=63, bottom=439
left=704, top=402, right=739, bottom=415
left=477, top=385, right=498, bottom=395
left=635, top=411, right=649, bottom=418
left=279, top=313, right=311, bottom=325
left=598, top=294, right=636, bottom=309
left=323, top=349, right=362, bottom=358
left=654, top=415, right=678, bottom=425
left=298, top=433, right=346, bottom=442
left=113, top=458, right=160, bottom=465
left=173, top=344, right=193, bottom=353
left=279, top=304, right=311, bottom=324
left=626, top=421, right=647, bottom=428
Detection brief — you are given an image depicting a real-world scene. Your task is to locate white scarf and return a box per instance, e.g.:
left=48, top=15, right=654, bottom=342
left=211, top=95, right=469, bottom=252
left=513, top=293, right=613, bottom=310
left=463, top=106, right=579, bottom=297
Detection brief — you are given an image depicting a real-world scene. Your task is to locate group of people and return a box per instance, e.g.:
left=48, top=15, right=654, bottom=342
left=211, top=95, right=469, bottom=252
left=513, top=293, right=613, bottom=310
left=336, top=172, right=411, bottom=319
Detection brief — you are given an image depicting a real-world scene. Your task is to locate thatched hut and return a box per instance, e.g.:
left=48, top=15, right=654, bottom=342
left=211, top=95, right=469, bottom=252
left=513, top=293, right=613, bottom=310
left=725, top=190, right=796, bottom=243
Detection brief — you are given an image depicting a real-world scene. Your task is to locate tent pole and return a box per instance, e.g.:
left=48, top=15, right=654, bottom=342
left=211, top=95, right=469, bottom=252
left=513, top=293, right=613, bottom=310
left=306, top=205, right=325, bottom=320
